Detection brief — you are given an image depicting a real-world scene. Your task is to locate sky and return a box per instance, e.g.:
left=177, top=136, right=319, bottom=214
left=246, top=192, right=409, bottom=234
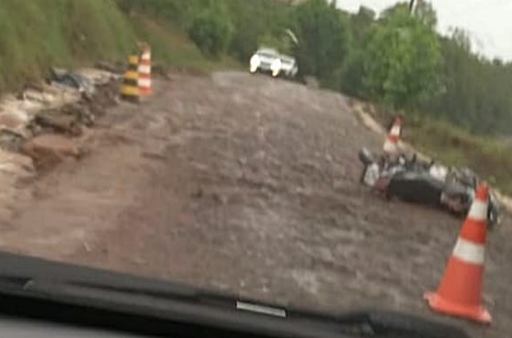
left=335, top=0, right=512, bottom=62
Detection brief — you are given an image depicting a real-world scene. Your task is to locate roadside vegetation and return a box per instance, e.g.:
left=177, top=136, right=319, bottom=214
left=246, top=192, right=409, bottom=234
left=0, top=0, right=134, bottom=92
left=127, top=12, right=239, bottom=73
left=0, top=0, right=511, bottom=193
left=0, top=0, right=234, bottom=94
left=407, top=119, right=512, bottom=194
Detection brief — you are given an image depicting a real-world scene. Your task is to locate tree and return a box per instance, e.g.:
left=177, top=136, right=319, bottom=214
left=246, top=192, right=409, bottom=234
left=349, top=6, right=375, bottom=44
left=225, top=0, right=293, bottom=62
left=360, top=5, right=442, bottom=109
left=340, top=6, right=376, bottom=97
left=187, top=3, right=233, bottom=58
left=424, top=34, right=512, bottom=135
left=413, top=0, right=437, bottom=29
left=381, top=2, right=411, bottom=19
left=449, top=27, right=471, bottom=52
left=292, top=0, right=350, bottom=87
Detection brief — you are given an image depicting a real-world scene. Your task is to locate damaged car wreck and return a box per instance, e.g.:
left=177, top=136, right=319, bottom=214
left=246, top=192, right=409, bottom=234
left=358, top=146, right=501, bottom=229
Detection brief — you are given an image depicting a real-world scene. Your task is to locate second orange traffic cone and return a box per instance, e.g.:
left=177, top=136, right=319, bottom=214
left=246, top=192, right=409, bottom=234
left=383, top=115, right=402, bottom=157
left=424, top=183, right=491, bottom=324
left=138, top=44, right=153, bottom=96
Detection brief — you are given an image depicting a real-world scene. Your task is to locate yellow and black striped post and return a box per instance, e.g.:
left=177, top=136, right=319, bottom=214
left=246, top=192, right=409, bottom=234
left=120, top=55, right=140, bottom=103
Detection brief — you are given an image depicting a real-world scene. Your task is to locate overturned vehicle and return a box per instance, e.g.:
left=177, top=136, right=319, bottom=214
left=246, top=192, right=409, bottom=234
left=358, top=147, right=501, bottom=229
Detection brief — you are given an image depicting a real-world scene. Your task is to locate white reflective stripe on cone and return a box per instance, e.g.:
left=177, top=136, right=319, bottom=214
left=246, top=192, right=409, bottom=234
left=452, top=238, right=485, bottom=264
left=468, top=199, right=488, bottom=220
left=390, top=125, right=401, bottom=136
left=141, top=53, right=151, bottom=60
left=138, top=65, right=151, bottom=74
left=138, top=79, right=151, bottom=87
left=383, top=140, right=397, bottom=153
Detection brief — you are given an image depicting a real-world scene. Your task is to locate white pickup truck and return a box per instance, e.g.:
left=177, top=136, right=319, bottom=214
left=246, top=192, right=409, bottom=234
left=249, top=48, right=298, bottom=78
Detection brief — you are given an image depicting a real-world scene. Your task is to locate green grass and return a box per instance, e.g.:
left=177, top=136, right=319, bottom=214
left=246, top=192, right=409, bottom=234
left=0, top=0, right=137, bottom=92
left=128, top=12, right=241, bottom=74
left=405, top=117, right=512, bottom=195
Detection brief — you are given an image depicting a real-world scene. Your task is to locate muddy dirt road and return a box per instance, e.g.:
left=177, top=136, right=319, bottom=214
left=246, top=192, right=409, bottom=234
left=2, top=72, right=511, bottom=338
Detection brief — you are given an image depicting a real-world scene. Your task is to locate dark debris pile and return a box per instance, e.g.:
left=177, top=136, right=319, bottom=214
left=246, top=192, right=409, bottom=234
left=27, top=73, right=121, bottom=137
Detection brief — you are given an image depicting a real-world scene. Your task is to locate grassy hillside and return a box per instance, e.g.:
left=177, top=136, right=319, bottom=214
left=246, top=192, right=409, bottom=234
left=127, top=12, right=240, bottom=73
left=0, top=0, right=135, bottom=91
left=406, top=118, right=512, bottom=194
left=0, top=0, right=237, bottom=94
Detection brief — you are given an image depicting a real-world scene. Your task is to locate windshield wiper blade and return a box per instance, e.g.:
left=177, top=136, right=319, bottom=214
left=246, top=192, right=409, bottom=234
left=327, top=310, right=471, bottom=338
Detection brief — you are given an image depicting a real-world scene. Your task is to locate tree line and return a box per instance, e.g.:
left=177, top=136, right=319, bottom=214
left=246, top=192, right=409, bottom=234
left=118, top=0, right=512, bottom=136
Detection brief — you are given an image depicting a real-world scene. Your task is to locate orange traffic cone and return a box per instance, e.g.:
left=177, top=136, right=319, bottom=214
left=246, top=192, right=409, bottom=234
left=383, top=115, right=402, bottom=156
left=138, top=44, right=153, bottom=97
left=424, top=183, right=491, bottom=324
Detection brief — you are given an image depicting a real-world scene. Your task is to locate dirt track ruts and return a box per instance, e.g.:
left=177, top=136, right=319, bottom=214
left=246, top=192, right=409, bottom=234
left=2, top=71, right=511, bottom=338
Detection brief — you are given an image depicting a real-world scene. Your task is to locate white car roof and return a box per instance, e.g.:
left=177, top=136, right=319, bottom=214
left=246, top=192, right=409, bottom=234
left=256, top=48, right=279, bottom=55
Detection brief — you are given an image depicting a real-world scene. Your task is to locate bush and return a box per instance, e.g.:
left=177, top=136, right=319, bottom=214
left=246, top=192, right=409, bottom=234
left=187, top=8, right=233, bottom=58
